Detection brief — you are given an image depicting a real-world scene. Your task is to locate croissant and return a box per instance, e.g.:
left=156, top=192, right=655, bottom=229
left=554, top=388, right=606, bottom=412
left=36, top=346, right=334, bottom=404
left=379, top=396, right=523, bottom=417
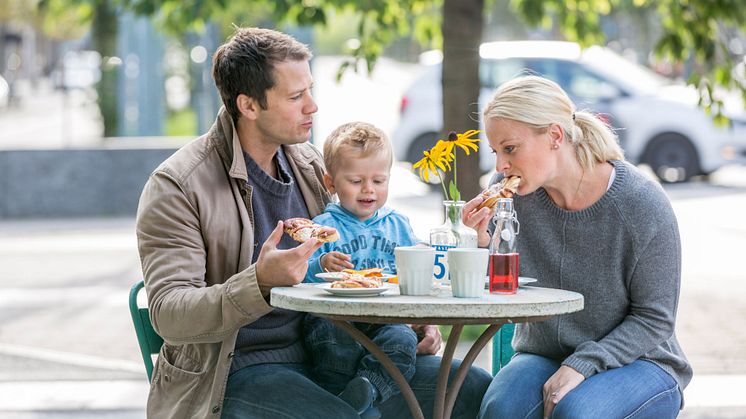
left=330, top=273, right=383, bottom=288
left=477, top=176, right=521, bottom=211
left=342, top=268, right=383, bottom=278
left=284, top=218, right=340, bottom=243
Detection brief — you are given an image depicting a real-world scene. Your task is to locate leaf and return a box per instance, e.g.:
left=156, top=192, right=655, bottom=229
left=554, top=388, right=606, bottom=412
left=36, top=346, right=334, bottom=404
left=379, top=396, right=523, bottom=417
left=448, top=179, right=460, bottom=202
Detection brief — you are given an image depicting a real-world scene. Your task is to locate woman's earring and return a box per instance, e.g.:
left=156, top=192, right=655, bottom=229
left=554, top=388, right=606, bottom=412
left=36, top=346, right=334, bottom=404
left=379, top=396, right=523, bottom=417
left=552, top=144, right=559, bottom=149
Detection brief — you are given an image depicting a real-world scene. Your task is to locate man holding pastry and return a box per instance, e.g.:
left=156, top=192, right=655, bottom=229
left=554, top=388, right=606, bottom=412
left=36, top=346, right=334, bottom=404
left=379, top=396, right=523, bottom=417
left=136, top=27, right=489, bottom=419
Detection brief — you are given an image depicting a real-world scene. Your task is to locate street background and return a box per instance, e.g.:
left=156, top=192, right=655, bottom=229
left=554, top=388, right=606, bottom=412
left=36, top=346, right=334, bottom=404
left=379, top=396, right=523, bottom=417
left=0, top=57, right=745, bottom=418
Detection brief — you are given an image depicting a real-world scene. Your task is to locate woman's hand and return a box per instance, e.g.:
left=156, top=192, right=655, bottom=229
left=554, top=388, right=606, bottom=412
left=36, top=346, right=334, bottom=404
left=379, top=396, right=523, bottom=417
left=320, top=251, right=353, bottom=272
left=542, top=365, right=585, bottom=418
left=411, top=324, right=442, bottom=355
left=463, top=195, right=493, bottom=247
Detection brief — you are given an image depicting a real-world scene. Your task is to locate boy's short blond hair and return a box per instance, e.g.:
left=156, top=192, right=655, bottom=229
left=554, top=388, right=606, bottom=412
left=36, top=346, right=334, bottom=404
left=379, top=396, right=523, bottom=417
left=323, top=122, right=393, bottom=176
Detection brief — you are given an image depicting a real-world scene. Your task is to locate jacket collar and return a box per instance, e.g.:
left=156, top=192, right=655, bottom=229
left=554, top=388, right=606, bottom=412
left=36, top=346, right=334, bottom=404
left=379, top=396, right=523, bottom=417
left=212, top=107, right=320, bottom=184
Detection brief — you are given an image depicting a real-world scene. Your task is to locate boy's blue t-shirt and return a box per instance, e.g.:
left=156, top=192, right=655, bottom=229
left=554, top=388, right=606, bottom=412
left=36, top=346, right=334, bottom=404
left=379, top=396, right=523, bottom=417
left=305, top=203, right=419, bottom=282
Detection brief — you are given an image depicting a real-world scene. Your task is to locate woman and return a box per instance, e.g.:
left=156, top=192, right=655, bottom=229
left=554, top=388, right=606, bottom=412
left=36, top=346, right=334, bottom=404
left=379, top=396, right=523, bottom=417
left=464, top=75, right=692, bottom=419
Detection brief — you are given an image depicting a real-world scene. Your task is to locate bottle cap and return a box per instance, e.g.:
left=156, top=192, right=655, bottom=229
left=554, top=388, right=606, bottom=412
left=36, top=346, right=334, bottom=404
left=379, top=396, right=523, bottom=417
left=496, top=198, right=513, bottom=214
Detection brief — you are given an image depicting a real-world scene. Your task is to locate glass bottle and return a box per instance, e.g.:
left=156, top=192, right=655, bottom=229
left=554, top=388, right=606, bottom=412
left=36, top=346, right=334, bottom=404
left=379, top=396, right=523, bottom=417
left=488, top=198, right=520, bottom=294
left=430, top=200, right=478, bottom=285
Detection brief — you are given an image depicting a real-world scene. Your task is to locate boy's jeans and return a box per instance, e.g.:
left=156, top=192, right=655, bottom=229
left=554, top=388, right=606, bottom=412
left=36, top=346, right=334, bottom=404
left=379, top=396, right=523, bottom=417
left=304, top=314, right=418, bottom=401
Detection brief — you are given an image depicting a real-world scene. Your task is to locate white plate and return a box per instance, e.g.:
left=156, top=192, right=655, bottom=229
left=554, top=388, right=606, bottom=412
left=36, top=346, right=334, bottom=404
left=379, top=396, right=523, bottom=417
left=315, top=272, right=395, bottom=282
left=484, top=276, right=538, bottom=288
left=519, top=277, right=538, bottom=286
left=318, top=283, right=392, bottom=297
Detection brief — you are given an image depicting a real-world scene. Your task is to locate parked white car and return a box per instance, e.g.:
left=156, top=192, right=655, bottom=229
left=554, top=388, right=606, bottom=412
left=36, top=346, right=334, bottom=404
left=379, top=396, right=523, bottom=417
left=0, top=74, right=9, bottom=108
left=392, top=41, right=746, bottom=182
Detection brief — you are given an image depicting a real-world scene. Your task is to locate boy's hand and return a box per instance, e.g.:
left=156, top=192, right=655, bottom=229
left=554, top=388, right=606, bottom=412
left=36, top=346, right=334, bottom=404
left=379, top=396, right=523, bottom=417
left=412, top=324, right=442, bottom=355
left=256, top=221, right=323, bottom=289
left=320, top=251, right=354, bottom=272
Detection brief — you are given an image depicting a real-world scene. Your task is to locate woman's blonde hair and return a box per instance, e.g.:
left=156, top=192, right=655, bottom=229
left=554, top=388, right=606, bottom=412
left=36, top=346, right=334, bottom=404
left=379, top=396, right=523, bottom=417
left=482, top=75, right=624, bottom=170
left=323, top=121, right=393, bottom=176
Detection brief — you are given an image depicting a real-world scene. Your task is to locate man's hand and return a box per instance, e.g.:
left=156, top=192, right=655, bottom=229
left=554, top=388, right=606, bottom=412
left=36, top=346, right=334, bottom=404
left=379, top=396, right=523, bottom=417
left=463, top=195, right=493, bottom=247
left=412, top=324, right=442, bottom=355
left=256, top=221, right=323, bottom=289
left=542, top=365, right=585, bottom=419
left=320, top=251, right=353, bottom=272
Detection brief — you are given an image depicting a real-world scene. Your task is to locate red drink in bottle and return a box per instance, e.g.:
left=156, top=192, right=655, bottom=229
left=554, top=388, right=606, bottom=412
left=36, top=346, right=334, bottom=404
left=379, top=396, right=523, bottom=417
left=489, top=252, right=519, bottom=294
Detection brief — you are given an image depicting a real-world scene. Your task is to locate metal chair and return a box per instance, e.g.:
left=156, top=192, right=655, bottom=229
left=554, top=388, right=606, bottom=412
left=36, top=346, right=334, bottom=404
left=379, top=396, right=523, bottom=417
left=491, top=324, right=515, bottom=375
left=129, top=280, right=163, bottom=381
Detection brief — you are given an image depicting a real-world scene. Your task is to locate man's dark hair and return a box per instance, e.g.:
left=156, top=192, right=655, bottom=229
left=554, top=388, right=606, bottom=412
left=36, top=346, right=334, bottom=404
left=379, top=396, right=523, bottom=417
left=212, top=27, right=312, bottom=123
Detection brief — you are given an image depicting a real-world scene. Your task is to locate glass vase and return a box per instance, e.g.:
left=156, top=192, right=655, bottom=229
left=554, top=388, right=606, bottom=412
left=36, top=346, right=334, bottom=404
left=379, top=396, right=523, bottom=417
left=429, top=200, right=478, bottom=285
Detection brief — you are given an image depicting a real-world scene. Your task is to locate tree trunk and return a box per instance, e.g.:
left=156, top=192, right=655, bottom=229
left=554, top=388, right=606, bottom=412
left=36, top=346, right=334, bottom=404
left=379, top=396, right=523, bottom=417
left=91, top=0, right=119, bottom=137
left=442, top=0, right=484, bottom=202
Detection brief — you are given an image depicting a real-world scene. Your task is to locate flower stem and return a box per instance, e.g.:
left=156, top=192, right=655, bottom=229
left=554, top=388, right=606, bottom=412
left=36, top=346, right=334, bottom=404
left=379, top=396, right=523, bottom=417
left=454, top=151, right=458, bottom=191
left=436, top=170, right=449, bottom=200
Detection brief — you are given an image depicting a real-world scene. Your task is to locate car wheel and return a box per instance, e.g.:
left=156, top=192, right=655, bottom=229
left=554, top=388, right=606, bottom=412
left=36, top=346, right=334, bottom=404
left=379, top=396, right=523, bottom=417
left=643, top=134, right=700, bottom=183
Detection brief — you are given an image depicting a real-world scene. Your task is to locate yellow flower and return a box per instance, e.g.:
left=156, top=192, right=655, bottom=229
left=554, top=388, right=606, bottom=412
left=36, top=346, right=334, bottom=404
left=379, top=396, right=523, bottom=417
left=413, top=147, right=450, bottom=183
left=449, top=129, right=480, bottom=155
left=412, top=129, right=481, bottom=200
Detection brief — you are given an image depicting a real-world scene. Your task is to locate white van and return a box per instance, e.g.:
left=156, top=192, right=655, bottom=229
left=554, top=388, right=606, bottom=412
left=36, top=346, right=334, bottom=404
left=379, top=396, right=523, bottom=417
left=392, top=41, right=746, bottom=182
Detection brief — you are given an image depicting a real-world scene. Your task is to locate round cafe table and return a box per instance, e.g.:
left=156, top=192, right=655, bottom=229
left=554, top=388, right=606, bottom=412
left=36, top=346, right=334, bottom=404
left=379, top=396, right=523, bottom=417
left=271, top=283, right=583, bottom=419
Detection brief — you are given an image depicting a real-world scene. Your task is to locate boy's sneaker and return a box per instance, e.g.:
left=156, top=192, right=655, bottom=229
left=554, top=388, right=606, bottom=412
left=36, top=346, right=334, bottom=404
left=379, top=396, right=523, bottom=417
left=338, top=376, right=378, bottom=415
left=360, top=406, right=382, bottom=419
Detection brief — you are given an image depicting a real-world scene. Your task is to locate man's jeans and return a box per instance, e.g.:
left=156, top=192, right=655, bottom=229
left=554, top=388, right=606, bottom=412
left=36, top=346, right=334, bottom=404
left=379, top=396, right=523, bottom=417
left=304, top=314, right=418, bottom=401
left=222, top=356, right=492, bottom=419
left=479, top=353, right=681, bottom=419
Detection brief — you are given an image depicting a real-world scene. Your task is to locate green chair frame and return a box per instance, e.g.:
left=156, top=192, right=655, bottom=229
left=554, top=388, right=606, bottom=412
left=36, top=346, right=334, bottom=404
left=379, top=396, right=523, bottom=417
left=491, top=323, right=515, bottom=376
left=129, top=280, right=164, bottom=381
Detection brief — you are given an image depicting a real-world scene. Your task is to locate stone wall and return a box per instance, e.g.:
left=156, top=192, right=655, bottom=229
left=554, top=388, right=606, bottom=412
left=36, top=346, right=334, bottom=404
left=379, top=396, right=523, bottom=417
left=0, top=146, right=179, bottom=218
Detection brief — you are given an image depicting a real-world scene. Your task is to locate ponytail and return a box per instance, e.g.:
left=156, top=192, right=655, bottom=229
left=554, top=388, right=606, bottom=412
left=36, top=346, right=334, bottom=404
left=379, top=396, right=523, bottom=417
left=571, top=111, right=624, bottom=171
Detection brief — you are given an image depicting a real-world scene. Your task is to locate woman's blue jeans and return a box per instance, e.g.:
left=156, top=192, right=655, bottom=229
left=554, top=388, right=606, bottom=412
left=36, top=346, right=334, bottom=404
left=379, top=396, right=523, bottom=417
left=222, top=355, right=492, bottom=419
left=479, top=353, right=681, bottom=419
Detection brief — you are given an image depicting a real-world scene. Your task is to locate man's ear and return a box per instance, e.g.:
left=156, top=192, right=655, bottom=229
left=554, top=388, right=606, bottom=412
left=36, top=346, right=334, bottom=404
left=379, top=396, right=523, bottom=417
left=323, top=173, right=336, bottom=194
left=236, top=94, right=259, bottom=120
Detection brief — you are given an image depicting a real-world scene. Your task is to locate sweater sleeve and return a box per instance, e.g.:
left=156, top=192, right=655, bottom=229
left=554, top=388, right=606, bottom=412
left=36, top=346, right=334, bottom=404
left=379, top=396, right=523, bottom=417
left=305, top=213, right=335, bottom=282
left=562, top=218, right=682, bottom=378
left=305, top=247, right=328, bottom=283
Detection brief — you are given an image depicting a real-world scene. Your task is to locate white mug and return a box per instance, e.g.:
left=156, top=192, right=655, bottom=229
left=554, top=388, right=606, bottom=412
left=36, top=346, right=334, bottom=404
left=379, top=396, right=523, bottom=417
left=395, top=246, right=435, bottom=296
left=447, top=248, right=489, bottom=298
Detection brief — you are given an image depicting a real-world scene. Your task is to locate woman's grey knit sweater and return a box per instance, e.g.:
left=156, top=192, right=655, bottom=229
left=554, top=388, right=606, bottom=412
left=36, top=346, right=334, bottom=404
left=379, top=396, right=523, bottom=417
left=512, top=160, right=692, bottom=392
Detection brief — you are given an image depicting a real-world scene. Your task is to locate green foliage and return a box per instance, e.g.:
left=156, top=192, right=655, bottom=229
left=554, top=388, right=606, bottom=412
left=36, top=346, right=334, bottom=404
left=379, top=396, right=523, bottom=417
left=36, top=0, right=94, bottom=40
left=512, top=0, right=746, bottom=121
left=313, top=10, right=361, bottom=54
left=440, top=324, right=491, bottom=341
left=165, top=108, right=198, bottom=136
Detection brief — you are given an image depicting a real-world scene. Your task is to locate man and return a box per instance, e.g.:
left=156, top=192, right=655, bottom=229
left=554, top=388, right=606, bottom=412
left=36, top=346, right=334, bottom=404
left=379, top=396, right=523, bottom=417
left=136, top=27, right=490, bottom=418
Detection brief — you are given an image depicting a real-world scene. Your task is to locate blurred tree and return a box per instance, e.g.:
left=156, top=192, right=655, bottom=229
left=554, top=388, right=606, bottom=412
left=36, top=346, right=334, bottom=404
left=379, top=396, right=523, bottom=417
left=514, top=0, right=746, bottom=127
left=39, top=0, right=746, bottom=195
left=90, top=0, right=118, bottom=136
left=37, top=0, right=118, bottom=135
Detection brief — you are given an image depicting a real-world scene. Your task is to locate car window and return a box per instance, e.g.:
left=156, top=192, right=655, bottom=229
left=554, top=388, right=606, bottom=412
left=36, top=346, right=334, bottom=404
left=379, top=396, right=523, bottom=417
left=522, top=58, right=621, bottom=103
left=558, top=61, right=621, bottom=102
left=480, top=58, right=528, bottom=89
